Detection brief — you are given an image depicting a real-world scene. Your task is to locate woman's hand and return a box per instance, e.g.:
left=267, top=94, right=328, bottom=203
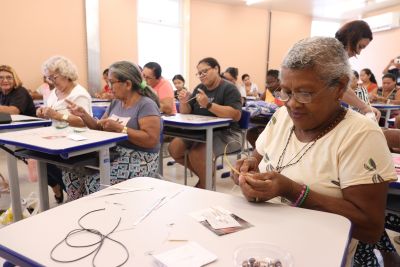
left=97, top=118, right=124, bottom=132
left=36, top=106, right=45, bottom=118
left=196, top=89, right=209, bottom=108
left=368, top=94, right=377, bottom=102
left=42, top=107, right=59, bottom=120
left=178, top=89, right=190, bottom=103
left=232, top=157, right=259, bottom=185
left=239, top=171, right=293, bottom=203
left=66, top=99, right=87, bottom=118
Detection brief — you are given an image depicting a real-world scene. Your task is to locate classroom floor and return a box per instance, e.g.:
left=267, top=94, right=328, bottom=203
left=0, top=150, right=399, bottom=265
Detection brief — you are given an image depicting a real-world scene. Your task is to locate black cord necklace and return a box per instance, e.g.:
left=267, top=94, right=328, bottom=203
left=50, top=208, right=129, bottom=267
left=275, top=107, right=347, bottom=173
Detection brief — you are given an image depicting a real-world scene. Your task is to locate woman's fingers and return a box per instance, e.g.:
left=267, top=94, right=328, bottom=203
left=239, top=179, right=266, bottom=202
left=244, top=173, right=273, bottom=191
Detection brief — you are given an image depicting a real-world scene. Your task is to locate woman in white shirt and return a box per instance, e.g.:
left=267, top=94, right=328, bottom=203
left=36, top=56, right=92, bottom=204
left=240, top=73, right=259, bottom=97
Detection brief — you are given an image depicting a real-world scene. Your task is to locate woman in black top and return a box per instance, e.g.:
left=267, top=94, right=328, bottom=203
left=0, top=65, right=36, bottom=116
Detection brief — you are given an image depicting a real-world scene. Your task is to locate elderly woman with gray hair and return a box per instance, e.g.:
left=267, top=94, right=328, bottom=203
left=36, top=56, right=92, bottom=204
left=37, top=56, right=92, bottom=126
left=232, top=37, right=397, bottom=266
left=65, top=61, right=161, bottom=200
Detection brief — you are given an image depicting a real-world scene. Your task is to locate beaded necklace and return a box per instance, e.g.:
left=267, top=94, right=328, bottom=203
left=275, top=107, right=347, bottom=173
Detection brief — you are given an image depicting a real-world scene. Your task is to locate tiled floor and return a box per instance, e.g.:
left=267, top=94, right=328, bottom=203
left=0, top=151, right=399, bottom=265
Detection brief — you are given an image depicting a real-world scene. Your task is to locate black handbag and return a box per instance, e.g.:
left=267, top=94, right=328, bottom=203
left=0, top=112, right=11, bottom=124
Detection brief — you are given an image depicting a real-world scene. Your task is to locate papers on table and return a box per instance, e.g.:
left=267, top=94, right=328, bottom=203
left=190, top=206, right=253, bottom=236
left=67, top=133, right=88, bottom=141
left=153, top=241, right=217, bottom=267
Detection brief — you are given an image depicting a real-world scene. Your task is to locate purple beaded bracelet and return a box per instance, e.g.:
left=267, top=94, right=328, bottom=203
left=292, top=184, right=306, bottom=207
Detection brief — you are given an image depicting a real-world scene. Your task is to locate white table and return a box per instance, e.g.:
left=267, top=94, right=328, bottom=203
left=91, top=98, right=111, bottom=103
left=0, top=115, right=51, bottom=132
left=372, top=104, right=400, bottom=128
left=162, top=114, right=232, bottom=190
left=0, top=177, right=351, bottom=267
left=0, top=115, right=52, bottom=222
left=0, top=126, right=127, bottom=221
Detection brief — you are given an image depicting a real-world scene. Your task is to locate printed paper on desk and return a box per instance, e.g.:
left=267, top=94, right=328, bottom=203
left=67, top=134, right=88, bottom=141
left=191, top=207, right=240, bottom=229
left=190, top=206, right=253, bottom=236
left=153, top=241, right=217, bottom=267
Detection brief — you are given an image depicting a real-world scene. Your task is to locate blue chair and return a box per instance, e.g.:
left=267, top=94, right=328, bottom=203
left=92, top=106, right=107, bottom=120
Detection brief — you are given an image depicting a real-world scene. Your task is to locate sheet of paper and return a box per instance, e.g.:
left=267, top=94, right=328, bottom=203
left=190, top=207, right=241, bottom=229
left=153, top=241, right=217, bottom=267
left=67, top=134, right=88, bottom=141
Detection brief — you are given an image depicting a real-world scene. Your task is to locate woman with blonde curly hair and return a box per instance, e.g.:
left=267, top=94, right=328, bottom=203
left=0, top=65, right=36, bottom=116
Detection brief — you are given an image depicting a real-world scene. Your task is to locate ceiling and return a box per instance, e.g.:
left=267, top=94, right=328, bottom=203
left=204, top=0, right=400, bottom=20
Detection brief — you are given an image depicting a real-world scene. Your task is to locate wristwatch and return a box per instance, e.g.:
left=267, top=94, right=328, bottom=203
left=206, top=102, right=212, bottom=109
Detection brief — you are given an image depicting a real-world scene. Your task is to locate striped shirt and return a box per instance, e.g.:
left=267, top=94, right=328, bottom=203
left=351, top=86, right=369, bottom=112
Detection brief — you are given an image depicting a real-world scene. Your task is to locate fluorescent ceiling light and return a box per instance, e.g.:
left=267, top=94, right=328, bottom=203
left=246, top=0, right=264, bottom=5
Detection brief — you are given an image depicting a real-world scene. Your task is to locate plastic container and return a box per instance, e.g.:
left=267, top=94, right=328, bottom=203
left=233, top=242, right=294, bottom=267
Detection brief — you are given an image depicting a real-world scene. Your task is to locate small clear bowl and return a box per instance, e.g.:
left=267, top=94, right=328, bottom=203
left=233, top=242, right=294, bottom=267
left=53, top=120, right=69, bottom=129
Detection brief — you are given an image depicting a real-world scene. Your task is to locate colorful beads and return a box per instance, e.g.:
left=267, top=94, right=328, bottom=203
left=292, top=184, right=309, bottom=207
left=241, top=258, right=282, bottom=267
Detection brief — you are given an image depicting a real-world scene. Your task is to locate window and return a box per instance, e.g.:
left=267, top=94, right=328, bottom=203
left=137, top=0, right=183, bottom=80
left=311, top=20, right=340, bottom=37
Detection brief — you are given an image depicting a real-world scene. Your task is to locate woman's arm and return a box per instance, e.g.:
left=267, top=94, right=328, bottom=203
left=196, top=88, right=241, bottom=121
left=0, top=105, right=20, bottom=114
left=66, top=99, right=99, bottom=129
left=101, top=115, right=160, bottom=148
left=240, top=173, right=388, bottom=243
left=177, top=90, right=192, bottom=114
left=343, top=89, right=381, bottom=118
left=40, top=106, right=85, bottom=127
left=383, top=59, right=394, bottom=74
left=207, top=103, right=241, bottom=121
left=159, top=97, right=174, bottom=115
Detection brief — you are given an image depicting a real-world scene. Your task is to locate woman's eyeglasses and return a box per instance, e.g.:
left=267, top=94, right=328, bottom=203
left=0, top=76, right=14, bottom=81
left=195, top=67, right=212, bottom=77
left=46, top=75, right=59, bottom=82
left=276, top=89, right=326, bottom=104
left=107, top=80, right=122, bottom=88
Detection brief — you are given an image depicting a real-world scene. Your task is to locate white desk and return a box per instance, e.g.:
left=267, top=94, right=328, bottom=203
left=372, top=104, right=400, bottom=128
left=91, top=98, right=111, bottom=103
left=0, top=126, right=127, bottom=221
left=0, top=115, right=51, bottom=222
left=91, top=102, right=110, bottom=107
left=0, top=115, right=51, bottom=132
left=162, top=114, right=232, bottom=190
left=0, top=177, right=351, bottom=267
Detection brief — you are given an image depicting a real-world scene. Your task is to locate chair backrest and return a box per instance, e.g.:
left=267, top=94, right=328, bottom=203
left=92, top=106, right=107, bottom=120
left=238, top=110, right=251, bottom=130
